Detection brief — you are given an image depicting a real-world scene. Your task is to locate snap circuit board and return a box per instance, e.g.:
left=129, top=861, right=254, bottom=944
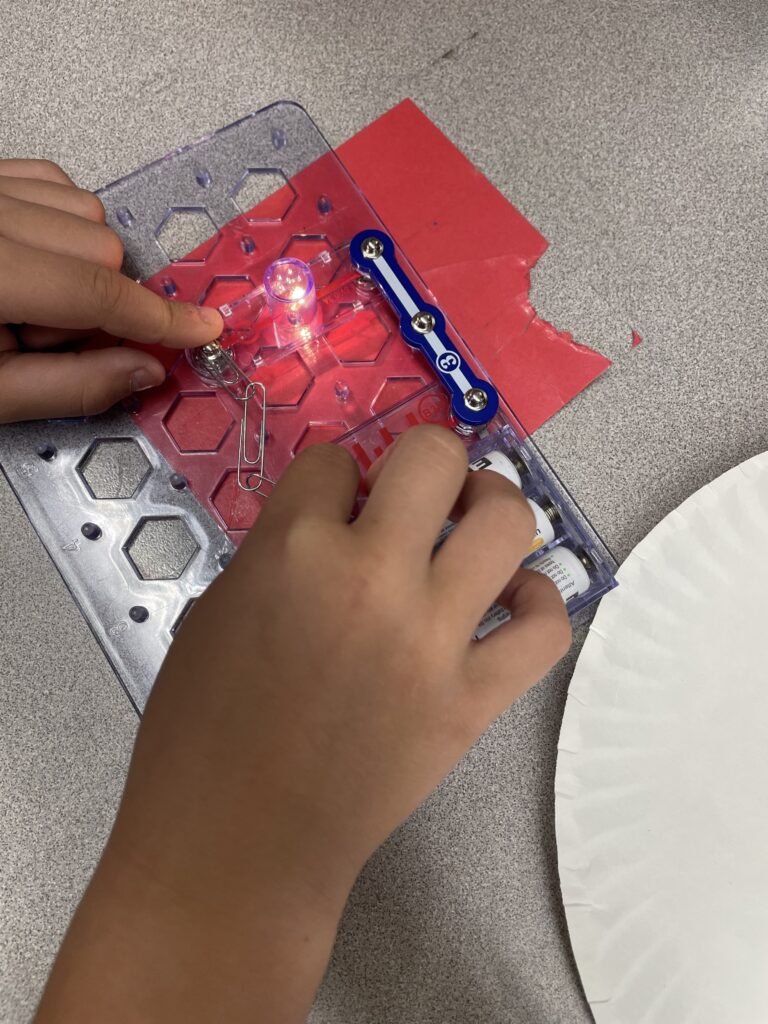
left=0, top=102, right=616, bottom=711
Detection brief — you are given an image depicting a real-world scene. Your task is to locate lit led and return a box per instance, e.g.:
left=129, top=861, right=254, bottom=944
left=263, top=257, right=319, bottom=345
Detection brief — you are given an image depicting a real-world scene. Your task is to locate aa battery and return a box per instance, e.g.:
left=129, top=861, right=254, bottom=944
left=473, top=546, right=595, bottom=640
left=529, top=546, right=595, bottom=603
left=468, top=447, right=528, bottom=488
left=529, top=495, right=560, bottom=551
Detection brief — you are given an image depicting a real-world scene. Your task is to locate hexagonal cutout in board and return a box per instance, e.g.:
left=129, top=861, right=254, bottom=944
left=211, top=470, right=266, bottom=532
left=156, top=207, right=220, bottom=263
left=77, top=439, right=151, bottom=500
left=125, top=517, right=199, bottom=581
left=230, top=169, right=296, bottom=221
left=163, top=393, right=235, bottom=454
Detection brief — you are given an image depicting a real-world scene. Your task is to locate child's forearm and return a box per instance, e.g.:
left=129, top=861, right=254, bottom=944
left=34, top=427, right=570, bottom=1021
left=34, top=829, right=351, bottom=1024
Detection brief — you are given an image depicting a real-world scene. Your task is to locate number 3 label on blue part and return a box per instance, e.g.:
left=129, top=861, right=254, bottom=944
left=437, top=351, right=461, bottom=373
left=349, top=229, right=499, bottom=430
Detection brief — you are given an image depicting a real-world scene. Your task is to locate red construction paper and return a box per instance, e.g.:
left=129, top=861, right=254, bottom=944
left=134, top=101, right=612, bottom=432
left=337, top=100, right=611, bottom=433
left=129, top=101, right=615, bottom=540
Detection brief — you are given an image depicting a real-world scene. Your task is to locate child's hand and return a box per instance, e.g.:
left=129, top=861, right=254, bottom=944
left=0, top=159, right=222, bottom=423
left=132, top=427, right=571, bottom=877
left=36, top=427, right=571, bottom=1024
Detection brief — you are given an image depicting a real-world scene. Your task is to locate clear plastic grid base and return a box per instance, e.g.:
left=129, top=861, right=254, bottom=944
left=0, top=102, right=616, bottom=711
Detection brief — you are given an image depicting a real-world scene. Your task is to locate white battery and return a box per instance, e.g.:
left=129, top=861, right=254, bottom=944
left=530, top=546, right=592, bottom=603
left=529, top=497, right=557, bottom=552
left=473, top=547, right=594, bottom=641
left=468, top=449, right=525, bottom=488
left=473, top=603, right=511, bottom=640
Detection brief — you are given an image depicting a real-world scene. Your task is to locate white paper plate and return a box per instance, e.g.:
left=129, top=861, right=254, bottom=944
left=555, top=453, right=768, bottom=1023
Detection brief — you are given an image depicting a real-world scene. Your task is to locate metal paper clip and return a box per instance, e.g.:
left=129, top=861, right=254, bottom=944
left=190, top=342, right=275, bottom=495
left=237, top=379, right=274, bottom=494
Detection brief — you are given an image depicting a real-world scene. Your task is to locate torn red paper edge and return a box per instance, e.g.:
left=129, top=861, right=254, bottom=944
left=338, top=99, right=612, bottom=433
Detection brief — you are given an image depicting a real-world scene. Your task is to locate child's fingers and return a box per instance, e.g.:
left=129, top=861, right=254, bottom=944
left=0, top=175, right=105, bottom=222
left=360, top=440, right=395, bottom=493
left=0, top=324, right=16, bottom=353
left=0, top=159, right=76, bottom=186
left=0, top=193, right=123, bottom=268
left=354, top=426, right=468, bottom=559
left=464, top=569, right=571, bottom=722
left=431, top=471, right=536, bottom=630
left=15, top=326, right=94, bottom=350
left=0, top=238, right=222, bottom=348
left=0, top=347, right=166, bottom=423
left=255, top=442, right=360, bottom=533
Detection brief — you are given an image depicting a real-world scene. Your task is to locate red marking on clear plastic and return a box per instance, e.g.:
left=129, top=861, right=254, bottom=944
left=352, top=443, right=372, bottom=469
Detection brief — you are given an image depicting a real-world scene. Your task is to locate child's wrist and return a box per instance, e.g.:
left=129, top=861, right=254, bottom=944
left=102, top=813, right=357, bottom=934
left=39, top=832, right=352, bottom=1024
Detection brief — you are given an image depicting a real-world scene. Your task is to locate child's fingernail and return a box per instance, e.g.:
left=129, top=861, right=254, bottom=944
left=131, top=367, right=163, bottom=392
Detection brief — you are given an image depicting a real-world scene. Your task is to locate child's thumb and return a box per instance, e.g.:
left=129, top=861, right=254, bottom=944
left=0, top=346, right=165, bottom=423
